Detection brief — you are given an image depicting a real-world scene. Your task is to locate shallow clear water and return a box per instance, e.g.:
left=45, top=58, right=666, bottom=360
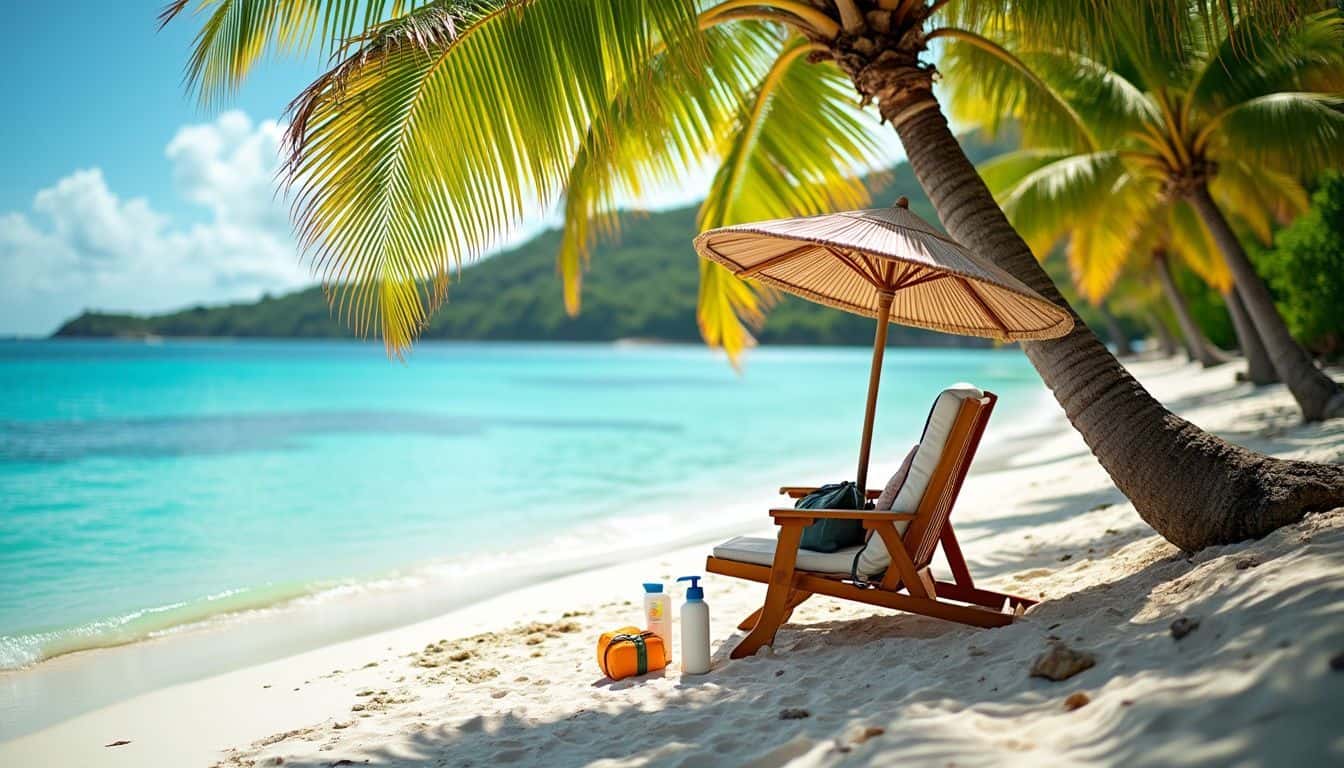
left=0, top=339, right=1047, bottom=668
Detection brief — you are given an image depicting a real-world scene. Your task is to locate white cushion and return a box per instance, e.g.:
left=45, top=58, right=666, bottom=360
left=713, top=535, right=879, bottom=576
left=854, top=383, right=983, bottom=575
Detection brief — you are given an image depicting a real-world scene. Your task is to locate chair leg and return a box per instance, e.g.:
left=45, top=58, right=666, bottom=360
left=737, top=590, right=812, bottom=630
left=731, top=522, right=805, bottom=659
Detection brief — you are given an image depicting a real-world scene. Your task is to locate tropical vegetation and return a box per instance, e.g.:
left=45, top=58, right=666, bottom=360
left=1252, top=172, right=1344, bottom=360
left=942, top=9, right=1344, bottom=409
left=161, top=0, right=1344, bottom=552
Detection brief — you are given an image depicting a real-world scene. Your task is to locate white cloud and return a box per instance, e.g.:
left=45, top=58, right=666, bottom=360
left=0, top=111, right=309, bottom=335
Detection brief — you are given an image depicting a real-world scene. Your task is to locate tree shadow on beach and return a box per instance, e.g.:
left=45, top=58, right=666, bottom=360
left=228, top=511, right=1344, bottom=768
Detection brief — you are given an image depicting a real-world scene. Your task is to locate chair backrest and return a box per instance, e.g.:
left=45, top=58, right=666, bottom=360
left=854, top=385, right=994, bottom=575
left=901, top=391, right=995, bottom=567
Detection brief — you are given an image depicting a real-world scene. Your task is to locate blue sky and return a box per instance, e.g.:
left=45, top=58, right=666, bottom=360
left=3, top=1, right=317, bottom=221
left=0, top=1, right=328, bottom=335
left=0, top=2, right=904, bottom=336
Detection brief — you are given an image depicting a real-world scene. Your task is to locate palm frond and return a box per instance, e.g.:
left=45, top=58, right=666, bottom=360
left=160, top=0, right=436, bottom=105
left=1066, top=171, right=1157, bottom=304
left=1163, top=200, right=1231, bottom=292
left=939, top=33, right=1096, bottom=152
left=976, top=148, right=1073, bottom=199
left=555, top=21, right=783, bottom=316
left=941, top=0, right=1314, bottom=63
left=995, top=151, right=1127, bottom=259
left=1209, top=159, right=1309, bottom=246
left=694, top=36, right=890, bottom=361
left=1200, top=92, right=1344, bottom=177
left=1189, top=9, right=1344, bottom=116
left=283, top=0, right=702, bottom=354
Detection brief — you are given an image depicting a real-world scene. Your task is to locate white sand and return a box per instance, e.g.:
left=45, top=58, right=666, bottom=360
left=4, top=357, right=1343, bottom=767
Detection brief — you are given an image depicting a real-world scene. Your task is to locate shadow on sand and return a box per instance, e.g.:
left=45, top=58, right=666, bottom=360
left=227, top=510, right=1344, bottom=768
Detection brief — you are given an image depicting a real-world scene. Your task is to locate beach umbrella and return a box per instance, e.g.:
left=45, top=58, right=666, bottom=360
left=693, top=198, right=1073, bottom=492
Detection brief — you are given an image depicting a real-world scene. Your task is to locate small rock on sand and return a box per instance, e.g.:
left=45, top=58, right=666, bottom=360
left=1329, top=652, right=1344, bottom=671
left=1170, top=617, right=1200, bottom=640
left=779, top=708, right=810, bottom=720
left=449, top=650, right=471, bottom=662
left=1235, top=557, right=1260, bottom=570
left=1030, top=642, right=1095, bottom=681
left=854, top=726, right=884, bottom=743
left=1064, top=692, right=1090, bottom=711
left=104, top=740, right=131, bottom=748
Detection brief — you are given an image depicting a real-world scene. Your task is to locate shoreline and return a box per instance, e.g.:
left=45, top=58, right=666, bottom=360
left=0, top=383, right=1062, bottom=739
left=0, top=347, right=1060, bottom=686
left=5, top=357, right=1340, bottom=766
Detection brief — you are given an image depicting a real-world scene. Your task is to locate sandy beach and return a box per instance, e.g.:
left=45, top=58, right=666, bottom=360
left=3, top=356, right=1343, bottom=767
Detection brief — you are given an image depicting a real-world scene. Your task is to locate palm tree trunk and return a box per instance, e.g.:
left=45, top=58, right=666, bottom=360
left=1188, top=183, right=1344, bottom=419
left=882, top=93, right=1344, bottom=550
left=1146, top=310, right=1179, bottom=358
left=1097, top=300, right=1134, bottom=357
left=1224, top=288, right=1278, bottom=385
left=1153, top=250, right=1225, bottom=368
left=1171, top=302, right=1204, bottom=363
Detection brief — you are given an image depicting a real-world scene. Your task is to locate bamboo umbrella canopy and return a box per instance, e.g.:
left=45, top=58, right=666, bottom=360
left=693, top=198, right=1073, bottom=492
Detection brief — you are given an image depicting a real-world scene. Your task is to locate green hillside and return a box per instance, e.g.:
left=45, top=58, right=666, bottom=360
left=55, top=131, right=1023, bottom=347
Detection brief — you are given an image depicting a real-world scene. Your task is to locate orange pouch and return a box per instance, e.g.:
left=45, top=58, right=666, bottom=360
left=597, top=627, right=667, bottom=680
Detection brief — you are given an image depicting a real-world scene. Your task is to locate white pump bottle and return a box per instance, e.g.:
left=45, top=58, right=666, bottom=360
left=676, top=576, right=710, bottom=675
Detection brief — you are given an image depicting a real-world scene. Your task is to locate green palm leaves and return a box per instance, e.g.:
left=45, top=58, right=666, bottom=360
left=943, top=8, right=1344, bottom=304
left=162, top=0, right=430, bottom=106
left=694, top=36, right=886, bottom=354
left=281, top=1, right=709, bottom=353
left=167, top=0, right=890, bottom=359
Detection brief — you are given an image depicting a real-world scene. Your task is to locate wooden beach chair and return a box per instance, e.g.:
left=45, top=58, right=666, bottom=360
left=707, top=385, right=1037, bottom=659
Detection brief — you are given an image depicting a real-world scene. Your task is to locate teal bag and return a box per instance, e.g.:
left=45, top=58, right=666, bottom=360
left=795, top=481, right=865, bottom=553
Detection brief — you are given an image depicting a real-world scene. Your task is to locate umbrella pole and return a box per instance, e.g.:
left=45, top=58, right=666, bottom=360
left=856, top=291, right=894, bottom=494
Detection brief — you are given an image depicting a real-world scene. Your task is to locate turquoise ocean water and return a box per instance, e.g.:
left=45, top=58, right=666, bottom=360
left=0, top=339, right=1047, bottom=671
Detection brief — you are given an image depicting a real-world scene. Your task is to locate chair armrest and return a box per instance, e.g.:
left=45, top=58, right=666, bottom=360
left=779, top=486, right=883, bottom=500
left=769, top=508, right=917, bottom=522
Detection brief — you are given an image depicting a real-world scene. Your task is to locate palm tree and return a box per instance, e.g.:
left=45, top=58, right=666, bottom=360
left=1151, top=246, right=1232, bottom=368
left=1226, top=287, right=1277, bottom=384
left=972, top=142, right=1285, bottom=372
left=941, top=9, right=1344, bottom=414
left=161, top=0, right=1344, bottom=552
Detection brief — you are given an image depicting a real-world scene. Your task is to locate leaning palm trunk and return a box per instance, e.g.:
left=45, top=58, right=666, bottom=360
left=1188, top=184, right=1344, bottom=419
left=1153, top=250, right=1226, bottom=368
left=1224, top=288, right=1278, bottom=385
left=873, top=92, right=1344, bottom=550
left=1148, top=311, right=1180, bottom=358
left=1097, top=300, right=1134, bottom=358
left=1145, top=312, right=1177, bottom=357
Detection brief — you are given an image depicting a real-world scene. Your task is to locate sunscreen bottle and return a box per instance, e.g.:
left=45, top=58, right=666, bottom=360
left=643, top=582, right=672, bottom=660
left=676, top=576, right=710, bottom=675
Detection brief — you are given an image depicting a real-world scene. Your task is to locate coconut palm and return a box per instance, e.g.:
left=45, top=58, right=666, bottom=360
left=161, top=0, right=1344, bottom=551
left=942, top=9, right=1344, bottom=413
left=973, top=143, right=1292, bottom=372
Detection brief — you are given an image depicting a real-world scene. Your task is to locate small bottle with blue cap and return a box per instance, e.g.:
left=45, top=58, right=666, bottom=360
left=643, top=582, right=672, bottom=660
left=676, top=576, right=711, bottom=675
